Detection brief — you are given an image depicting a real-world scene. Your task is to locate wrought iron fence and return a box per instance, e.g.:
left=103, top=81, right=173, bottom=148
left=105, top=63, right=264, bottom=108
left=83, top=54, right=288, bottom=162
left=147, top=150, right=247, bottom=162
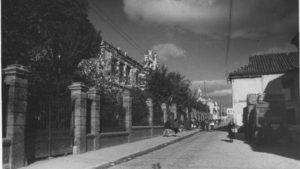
left=153, top=102, right=163, bottom=126
left=100, top=91, right=125, bottom=132
left=132, top=89, right=148, bottom=126
left=2, top=82, right=9, bottom=138
left=26, top=91, right=74, bottom=162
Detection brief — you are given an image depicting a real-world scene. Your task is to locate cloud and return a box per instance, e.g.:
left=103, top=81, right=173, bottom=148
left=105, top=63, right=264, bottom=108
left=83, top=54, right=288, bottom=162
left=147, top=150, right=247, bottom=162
left=123, top=0, right=218, bottom=23
left=251, top=43, right=298, bottom=56
left=152, top=43, right=186, bottom=61
left=207, top=89, right=232, bottom=97
left=123, top=0, right=298, bottom=39
left=191, top=80, right=231, bottom=94
left=191, top=79, right=232, bottom=107
left=192, top=80, right=228, bottom=88
left=123, top=0, right=227, bottom=38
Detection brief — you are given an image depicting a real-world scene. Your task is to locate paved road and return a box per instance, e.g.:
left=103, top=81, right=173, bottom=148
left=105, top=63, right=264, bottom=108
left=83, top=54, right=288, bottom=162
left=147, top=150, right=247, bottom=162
left=108, top=129, right=300, bottom=169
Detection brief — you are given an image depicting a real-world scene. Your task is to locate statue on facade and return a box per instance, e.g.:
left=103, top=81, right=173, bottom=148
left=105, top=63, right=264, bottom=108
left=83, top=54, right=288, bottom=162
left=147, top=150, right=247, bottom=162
left=143, top=50, right=158, bottom=71
left=196, top=86, right=205, bottom=102
left=197, top=86, right=202, bottom=98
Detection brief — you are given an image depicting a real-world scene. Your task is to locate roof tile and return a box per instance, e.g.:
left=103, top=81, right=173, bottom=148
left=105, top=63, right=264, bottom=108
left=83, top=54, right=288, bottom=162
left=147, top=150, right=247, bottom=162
left=229, top=52, right=299, bottom=79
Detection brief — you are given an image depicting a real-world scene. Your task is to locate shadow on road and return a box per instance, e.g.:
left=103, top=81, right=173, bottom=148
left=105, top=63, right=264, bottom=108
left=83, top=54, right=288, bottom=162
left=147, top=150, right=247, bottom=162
left=215, top=125, right=300, bottom=161
left=221, top=139, right=233, bottom=143
left=152, top=163, right=161, bottom=169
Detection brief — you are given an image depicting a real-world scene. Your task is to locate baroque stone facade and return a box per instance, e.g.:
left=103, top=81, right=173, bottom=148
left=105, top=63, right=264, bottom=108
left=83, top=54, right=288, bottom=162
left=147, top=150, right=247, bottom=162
left=100, top=41, right=145, bottom=87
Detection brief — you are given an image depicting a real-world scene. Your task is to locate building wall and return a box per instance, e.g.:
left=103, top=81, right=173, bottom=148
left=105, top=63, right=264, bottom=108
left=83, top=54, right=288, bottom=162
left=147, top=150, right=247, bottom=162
left=231, top=77, right=263, bottom=126
left=261, top=74, right=285, bottom=94
left=231, top=74, right=284, bottom=126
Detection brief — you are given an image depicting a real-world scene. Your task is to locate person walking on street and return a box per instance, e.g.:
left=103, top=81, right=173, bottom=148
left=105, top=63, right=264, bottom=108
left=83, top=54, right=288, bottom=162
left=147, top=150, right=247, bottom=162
left=209, top=120, right=215, bottom=131
left=201, top=120, right=205, bottom=131
left=228, top=120, right=237, bottom=142
left=205, top=119, right=209, bottom=131
left=173, top=119, right=179, bottom=136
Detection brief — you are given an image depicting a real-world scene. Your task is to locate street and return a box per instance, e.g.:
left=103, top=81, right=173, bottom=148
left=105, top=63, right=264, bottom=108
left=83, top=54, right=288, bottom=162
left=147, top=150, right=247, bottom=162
left=109, top=129, right=300, bottom=169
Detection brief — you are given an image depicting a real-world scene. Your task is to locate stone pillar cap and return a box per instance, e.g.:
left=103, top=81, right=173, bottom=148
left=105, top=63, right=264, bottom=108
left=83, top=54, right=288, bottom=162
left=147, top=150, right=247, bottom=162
left=68, top=82, right=88, bottom=92
left=3, top=64, right=30, bottom=77
left=124, top=84, right=133, bottom=90
left=161, top=103, right=167, bottom=110
left=87, top=87, right=100, bottom=95
left=146, top=98, right=153, bottom=106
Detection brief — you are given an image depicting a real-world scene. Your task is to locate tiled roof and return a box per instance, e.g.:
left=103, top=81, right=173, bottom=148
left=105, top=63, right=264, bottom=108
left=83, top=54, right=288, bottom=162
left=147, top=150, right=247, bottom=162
left=229, top=52, right=299, bottom=79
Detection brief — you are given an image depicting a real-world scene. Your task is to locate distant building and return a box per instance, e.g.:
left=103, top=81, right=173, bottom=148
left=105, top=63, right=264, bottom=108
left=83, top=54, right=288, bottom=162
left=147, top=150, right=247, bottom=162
left=99, top=40, right=144, bottom=86
left=99, top=41, right=155, bottom=90
left=196, top=88, right=220, bottom=120
left=228, top=52, right=299, bottom=126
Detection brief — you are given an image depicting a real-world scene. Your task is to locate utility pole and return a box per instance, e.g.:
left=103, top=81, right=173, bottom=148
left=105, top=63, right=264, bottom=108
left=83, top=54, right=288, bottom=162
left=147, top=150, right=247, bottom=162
left=203, top=80, right=207, bottom=97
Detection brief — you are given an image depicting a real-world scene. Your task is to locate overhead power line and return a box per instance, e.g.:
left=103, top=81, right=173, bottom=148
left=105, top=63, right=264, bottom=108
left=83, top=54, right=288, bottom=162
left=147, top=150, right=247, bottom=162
left=90, top=2, right=144, bottom=55
left=225, top=0, right=233, bottom=77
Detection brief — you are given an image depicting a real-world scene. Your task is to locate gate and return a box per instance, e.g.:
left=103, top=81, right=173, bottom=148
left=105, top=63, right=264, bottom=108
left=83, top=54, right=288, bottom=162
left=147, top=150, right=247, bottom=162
left=153, top=102, right=163, bottom=126
left=100, top=90, right=125, bottom=133
left=25, top=95, right=74, bottom=163
left=2, top=82, right=9, bottom=138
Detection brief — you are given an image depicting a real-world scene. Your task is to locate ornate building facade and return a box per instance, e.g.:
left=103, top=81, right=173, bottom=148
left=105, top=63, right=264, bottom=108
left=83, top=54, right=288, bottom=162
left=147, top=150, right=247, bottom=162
left=99, top=40, right=144, bottom=87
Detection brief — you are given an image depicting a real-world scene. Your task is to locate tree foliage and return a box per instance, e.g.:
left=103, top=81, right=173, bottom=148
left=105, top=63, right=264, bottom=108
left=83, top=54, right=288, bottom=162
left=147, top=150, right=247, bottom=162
left=146, top=65, right=207, bottom=112
left=2, top=0, right=101, bottom=95
left=145, top=65, right=172, bottom=104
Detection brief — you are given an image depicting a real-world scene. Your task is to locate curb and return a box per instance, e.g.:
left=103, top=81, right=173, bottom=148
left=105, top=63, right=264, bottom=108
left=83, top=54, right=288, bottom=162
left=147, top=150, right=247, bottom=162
left=91, top=130, right=200, bottom=169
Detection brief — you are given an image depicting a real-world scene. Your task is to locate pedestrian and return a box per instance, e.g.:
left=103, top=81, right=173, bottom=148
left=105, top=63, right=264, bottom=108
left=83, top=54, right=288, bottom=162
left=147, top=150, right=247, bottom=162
left=201, top=120, right=205, bottom=131
left=173, top=119, right=180, bottom=136
left=163, top=120, right=172, bottom=137
left=228, top=120, right=236, bottom=142
left=209, top=120, right=215, bottom=131
left=205, top=119, right=209, bottom=131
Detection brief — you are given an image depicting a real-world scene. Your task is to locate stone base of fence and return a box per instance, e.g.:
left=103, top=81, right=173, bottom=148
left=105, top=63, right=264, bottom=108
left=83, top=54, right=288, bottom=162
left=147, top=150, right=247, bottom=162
left=2, top=138, right=11, bottom=169
left=89, top=126, right=164, bottom=150
left=98, top=132, right=130, bottom=149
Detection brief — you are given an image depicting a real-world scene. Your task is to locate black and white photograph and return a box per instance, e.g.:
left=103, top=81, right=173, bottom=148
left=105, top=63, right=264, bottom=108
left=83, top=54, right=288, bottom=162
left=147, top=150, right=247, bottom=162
left=1, top=0, right=300, bottom=169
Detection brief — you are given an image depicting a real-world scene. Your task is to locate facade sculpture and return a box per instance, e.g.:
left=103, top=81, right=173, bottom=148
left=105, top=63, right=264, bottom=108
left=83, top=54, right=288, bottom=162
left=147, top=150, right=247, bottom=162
left=143, top=50, right=158, bottom=71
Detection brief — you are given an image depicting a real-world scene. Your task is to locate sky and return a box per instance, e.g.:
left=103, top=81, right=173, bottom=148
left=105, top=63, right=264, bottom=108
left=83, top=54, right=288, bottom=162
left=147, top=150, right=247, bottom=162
left=87, top=0, right=298, bottom=107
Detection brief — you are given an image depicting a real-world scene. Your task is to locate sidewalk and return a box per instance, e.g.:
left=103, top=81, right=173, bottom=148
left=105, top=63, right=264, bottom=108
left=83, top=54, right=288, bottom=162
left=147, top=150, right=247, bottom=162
left=20, top=129, right=200, bottom=169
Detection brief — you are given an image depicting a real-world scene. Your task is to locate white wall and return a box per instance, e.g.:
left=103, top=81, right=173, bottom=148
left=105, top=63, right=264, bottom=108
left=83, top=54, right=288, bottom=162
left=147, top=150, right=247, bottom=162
left=261, top=74, right=284, bottom=94
left=231, top=74, right=284, bottom=126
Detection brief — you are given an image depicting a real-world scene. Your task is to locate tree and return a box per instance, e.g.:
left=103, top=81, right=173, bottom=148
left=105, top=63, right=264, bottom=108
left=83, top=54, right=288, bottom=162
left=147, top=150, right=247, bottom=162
left=145, top=65, right=172, bottom=104
left=167, top=72, right=191, bottom=107
left=146, top=65, right=189, bottom=105
left=145, top=64, right=207, bottom=114
left=2, top=0, right=102, bottom=95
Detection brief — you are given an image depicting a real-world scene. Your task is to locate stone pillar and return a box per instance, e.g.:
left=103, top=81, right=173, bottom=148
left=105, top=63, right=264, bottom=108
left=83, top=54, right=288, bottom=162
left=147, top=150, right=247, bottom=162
left=181, top=114, right=184, bottom=122
left=170, top=104, right=177, bottom=119
left=129, top=68, right=133, bottom=85
left=185, top=108, right=191, bottom=129
left=123, top=88, right=132, bottom=133
left=123, top=64, right=127, bottom=78
left=68, top=82, right=88, bottom=154
left=185, top=108, right=189, bottom=120
left=161, top=103, right=167, bottom=123
left=119, top=63, right=124, bottom=84
left=115, top=60, right=120, bottom=83
left=146, top=98, right=153, bottom=126
left=3, top=64, right=29, bottom=169
left=87, top=87, right=100, bottom=150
